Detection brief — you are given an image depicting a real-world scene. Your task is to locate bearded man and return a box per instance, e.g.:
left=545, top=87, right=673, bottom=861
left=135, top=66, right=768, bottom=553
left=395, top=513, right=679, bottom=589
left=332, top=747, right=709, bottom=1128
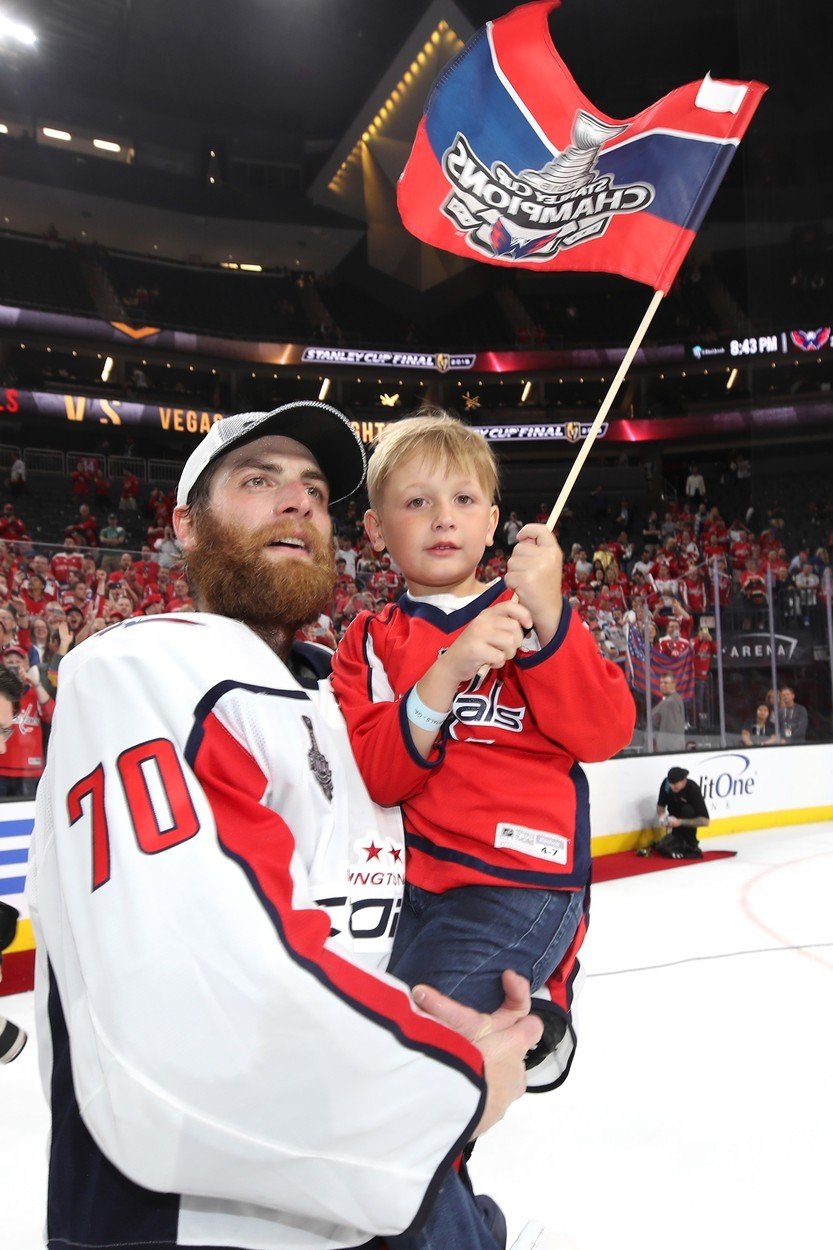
left=27, top=402, right=542, bottom=1250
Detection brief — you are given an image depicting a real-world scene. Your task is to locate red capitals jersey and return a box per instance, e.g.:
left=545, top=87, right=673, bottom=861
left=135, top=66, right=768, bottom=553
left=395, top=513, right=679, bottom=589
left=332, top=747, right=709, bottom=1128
left=21, top=589, right=57, bottom=615
left=741, top=568, right=767, bottom=601
left=0, top=685, right=54, bottom=777
left=693, top=637, right=717, bottom=680
left=369, top=568, right=403, bottom=597
left=682, top=574, right=707, bottom=613
left=710, top=569, right=732, bottom=606
left=658, top=635, right=691, bottom=659
left=51, top=551, right=84, bottom=584
left=332, top=583, right=636, bottom=894
left=730, top=539, right=752, bottom=568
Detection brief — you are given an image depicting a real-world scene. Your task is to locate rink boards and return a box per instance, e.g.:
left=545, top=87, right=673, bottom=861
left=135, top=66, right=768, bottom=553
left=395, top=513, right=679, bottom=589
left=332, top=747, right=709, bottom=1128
left=2, top=745, right=831, bottom=982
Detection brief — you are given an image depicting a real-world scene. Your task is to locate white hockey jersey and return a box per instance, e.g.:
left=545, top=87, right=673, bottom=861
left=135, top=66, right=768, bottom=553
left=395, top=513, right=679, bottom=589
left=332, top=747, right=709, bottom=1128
left=27, top=613, right=485, bottom=1250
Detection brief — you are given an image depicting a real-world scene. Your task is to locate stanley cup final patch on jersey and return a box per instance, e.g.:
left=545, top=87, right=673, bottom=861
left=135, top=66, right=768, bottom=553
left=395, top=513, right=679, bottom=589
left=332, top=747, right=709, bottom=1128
left=302, top=715, right=333, bottom=801
left=495, top=822, right=569, bottom=865
left=441, top=113, right=655, bottom=264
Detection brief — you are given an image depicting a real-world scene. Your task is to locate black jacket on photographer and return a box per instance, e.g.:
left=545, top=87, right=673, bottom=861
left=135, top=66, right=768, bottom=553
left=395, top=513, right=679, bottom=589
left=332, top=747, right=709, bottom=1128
left=655, top=775, right=710, bottom=858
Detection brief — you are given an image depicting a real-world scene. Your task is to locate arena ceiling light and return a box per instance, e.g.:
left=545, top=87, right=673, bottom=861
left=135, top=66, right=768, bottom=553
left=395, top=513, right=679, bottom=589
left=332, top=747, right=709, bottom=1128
left=0, top=12, right=37, bottom=46
left=318, top=378, right=331, bottom=401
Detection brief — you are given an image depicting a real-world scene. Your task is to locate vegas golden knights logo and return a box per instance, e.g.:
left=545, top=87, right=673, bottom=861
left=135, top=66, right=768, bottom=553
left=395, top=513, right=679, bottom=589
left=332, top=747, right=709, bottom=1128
left=435, top=353, right=451, bottom=373
left=565, top=421, right=580, bottom=443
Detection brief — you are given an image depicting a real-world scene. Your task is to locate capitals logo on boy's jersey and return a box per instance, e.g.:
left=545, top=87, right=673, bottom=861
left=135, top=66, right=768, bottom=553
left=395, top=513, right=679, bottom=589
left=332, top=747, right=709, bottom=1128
left=450, top=675, right=526, bottom=739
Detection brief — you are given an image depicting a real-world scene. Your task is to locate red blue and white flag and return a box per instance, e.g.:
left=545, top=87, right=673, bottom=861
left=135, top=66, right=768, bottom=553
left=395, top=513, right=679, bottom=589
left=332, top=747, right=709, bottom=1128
left=626, top=622, right=695, bottom=701
left=398, top=0, right=766, bottom=293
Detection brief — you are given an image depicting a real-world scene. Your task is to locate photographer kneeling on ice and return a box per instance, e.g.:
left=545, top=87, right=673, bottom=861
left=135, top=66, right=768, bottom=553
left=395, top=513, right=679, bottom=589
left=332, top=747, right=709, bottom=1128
left=645, top=765, right=710, bottom=860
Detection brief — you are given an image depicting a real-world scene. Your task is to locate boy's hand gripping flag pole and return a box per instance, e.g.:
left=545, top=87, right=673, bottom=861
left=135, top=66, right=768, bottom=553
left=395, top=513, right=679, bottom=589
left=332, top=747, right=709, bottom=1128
left=397, top=0, right=766, bottom=527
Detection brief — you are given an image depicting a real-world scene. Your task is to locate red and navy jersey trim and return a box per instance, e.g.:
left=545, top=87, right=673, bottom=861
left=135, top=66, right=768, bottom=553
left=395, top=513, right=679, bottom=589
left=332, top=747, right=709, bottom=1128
left=397, top=579, right=506, bottom=632
left=188, top=702, right=485, bottom=1085
left=514, top=597, right=572, bottom=668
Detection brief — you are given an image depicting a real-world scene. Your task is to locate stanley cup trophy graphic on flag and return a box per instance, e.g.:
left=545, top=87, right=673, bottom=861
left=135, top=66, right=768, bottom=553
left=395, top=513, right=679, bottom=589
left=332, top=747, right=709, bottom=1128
left=397, top=0, right=767, bottom=527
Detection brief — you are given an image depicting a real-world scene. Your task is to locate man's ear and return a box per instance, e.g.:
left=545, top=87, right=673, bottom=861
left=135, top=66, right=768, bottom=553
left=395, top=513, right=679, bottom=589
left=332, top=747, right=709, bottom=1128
left=172, top=505, right=193, bottom=553
left=364, top=509, right=386, bottom=553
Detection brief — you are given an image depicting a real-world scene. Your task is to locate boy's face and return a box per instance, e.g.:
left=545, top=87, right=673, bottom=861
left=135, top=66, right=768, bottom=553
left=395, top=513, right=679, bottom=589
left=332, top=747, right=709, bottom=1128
left=364, top=454, right=498, bottom=597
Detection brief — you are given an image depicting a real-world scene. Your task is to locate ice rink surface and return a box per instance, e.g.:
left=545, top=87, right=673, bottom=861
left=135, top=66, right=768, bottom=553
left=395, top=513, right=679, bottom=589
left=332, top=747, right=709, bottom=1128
left=4, top=822, right=832, bottom=1250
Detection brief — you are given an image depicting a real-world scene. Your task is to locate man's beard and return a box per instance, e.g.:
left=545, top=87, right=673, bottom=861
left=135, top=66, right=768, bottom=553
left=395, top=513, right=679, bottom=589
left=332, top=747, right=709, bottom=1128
left=185, top=509, right=335, bottom=631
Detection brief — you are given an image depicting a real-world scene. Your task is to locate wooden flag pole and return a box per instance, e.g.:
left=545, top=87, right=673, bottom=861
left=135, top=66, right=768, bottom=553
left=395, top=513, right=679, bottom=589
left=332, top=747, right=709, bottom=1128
left=544, top=288, right=665, bottom=531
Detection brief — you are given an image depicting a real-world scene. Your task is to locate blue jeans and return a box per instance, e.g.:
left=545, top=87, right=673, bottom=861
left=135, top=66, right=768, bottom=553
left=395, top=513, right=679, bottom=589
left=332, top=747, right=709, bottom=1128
left=388, top=881, right=586, bottom=1009
left=384, top=883, right=586, bottom=1249
left=383, top=1165, right=504, bottom=1250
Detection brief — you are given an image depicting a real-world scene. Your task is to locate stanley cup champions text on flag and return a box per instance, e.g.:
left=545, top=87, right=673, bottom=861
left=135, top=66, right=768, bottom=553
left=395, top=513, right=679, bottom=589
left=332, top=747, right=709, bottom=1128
left=398, top=0, right=766, bottom=293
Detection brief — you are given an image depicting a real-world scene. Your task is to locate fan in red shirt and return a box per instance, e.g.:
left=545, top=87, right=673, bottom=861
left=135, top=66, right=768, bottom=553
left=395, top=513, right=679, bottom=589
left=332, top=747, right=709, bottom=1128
left=692, top=627, right=718, bottom=681
left=0, top=504, right=28, bottom=543
left=740, top=558, right=768, bottom=605
left=142, top=592, right=166, bottom=616
left=50, top=537, right=85, bottom=586
left=692, top=626, right=718, bottom=727
left=730, top=527, right=753, bottom=570
left=119, top=470, right=140, bottom=511
left=0, top=643, right=54, bottom=796
left=658, top=618, right=691, bottom=658
left=758, top=526, right=781, bottom=555
left=133, top=546, right=160, bottom=585
left=20, top=572, right=56, bottom=617
left=709, top=558, right=733, bottom=608
left=766, top=547, right=789, bottom=578
left=70, top=467, right=90, bottom=499
left=681, top=562, right=707, bottom=617
left=599, top=567, right=628, bottom=612
left=167, top=576, right=195, bottom=613
left=368, top=555, right=403, bottom=599
left=65, top=504, right=99, bottom=549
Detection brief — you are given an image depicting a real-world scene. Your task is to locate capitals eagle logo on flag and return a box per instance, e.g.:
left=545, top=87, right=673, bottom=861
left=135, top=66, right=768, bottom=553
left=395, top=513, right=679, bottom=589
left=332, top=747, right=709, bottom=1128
left=398, top=0, right=766, bottom=293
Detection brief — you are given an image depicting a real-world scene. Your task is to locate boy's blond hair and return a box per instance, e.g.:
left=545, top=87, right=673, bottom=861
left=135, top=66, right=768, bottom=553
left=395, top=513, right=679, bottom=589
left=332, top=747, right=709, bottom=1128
left=367, top=408, right=499, bottom=509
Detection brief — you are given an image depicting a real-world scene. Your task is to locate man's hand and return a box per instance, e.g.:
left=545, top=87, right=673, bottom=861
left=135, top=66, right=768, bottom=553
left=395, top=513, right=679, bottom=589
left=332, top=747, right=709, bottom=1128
left=505, top=524, right=563, bottom=645
left=413, top=970, right=543, bottom=1138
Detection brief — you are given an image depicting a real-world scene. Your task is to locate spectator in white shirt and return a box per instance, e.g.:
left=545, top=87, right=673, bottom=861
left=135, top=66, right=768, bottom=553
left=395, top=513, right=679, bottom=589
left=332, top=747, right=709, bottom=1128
left=685, top=464, right=706, bottom=502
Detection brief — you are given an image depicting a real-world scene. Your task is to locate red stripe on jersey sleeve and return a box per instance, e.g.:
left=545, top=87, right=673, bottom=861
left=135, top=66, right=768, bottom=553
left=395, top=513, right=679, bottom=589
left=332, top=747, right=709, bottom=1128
left=191, top=710, right=484, bottom=1075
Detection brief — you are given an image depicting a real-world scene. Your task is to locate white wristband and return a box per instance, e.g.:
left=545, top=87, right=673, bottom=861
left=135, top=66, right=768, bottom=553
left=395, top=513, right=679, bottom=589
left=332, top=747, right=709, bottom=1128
left=406, top=687, right=449, bottom=732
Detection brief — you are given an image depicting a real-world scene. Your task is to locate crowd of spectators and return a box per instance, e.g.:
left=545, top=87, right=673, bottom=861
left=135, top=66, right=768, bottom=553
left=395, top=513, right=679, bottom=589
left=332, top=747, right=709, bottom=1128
left=324, top=484, right=833, bottom=746
left=0, top=462, right=830, bottom=795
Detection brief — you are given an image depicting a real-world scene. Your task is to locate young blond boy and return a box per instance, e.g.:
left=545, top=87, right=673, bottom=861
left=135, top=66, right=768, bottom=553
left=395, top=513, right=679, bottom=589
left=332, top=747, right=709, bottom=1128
left=332, top=412, right=635, bottom=1086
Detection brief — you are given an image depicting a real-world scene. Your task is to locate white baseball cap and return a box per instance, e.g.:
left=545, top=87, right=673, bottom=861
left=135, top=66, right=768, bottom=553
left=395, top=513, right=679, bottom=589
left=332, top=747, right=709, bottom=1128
left=176, top=400, right=366, bottom=507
